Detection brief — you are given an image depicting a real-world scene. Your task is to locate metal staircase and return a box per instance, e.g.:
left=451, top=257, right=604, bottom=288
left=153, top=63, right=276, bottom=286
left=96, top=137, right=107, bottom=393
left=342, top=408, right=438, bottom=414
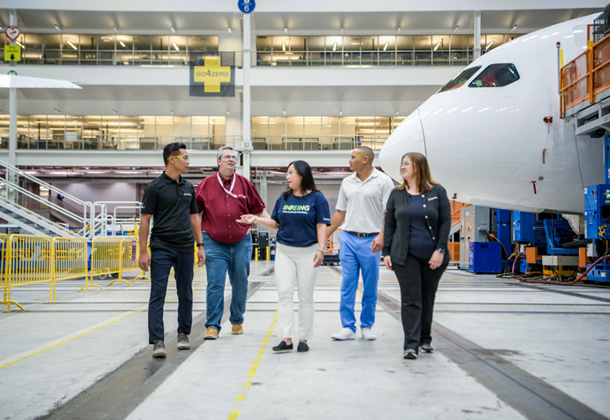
left=0, top=197, right=78, bottom=237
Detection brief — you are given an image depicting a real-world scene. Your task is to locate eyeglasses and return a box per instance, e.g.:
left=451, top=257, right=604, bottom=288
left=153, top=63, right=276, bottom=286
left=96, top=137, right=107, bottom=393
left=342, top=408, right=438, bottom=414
left=168, top=155, right=190, bottom=162
left=221, top=154, right=238, bottom=161
left=401, top=161, right=415, bottom=167
left=350, top=154, right=367, bottom=160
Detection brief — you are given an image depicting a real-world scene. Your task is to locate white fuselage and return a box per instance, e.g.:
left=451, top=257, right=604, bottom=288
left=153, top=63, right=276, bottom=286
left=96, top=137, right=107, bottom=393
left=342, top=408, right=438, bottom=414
left=379, top=14, right=602, bottom=214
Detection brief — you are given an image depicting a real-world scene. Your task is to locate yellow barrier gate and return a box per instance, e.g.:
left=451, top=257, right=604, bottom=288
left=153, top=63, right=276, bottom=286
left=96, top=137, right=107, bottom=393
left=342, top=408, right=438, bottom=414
left=89, top=237, right=123, bottom=285
left=54, top=237, right=98, bottom=296
left=108, top=238, right=146, bottom=286
left=0, top=233, right=10, bottom=308
left=2, top=234, right=53, bottom=311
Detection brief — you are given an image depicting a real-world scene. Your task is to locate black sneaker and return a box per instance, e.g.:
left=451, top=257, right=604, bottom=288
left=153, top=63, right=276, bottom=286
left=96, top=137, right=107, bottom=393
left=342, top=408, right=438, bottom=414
left=420, top=343, right=434, bottom=353
left=177, top=333, right=190, bottom=350
left=272, top=340, right=294, bottom=352
left=152, top=340, right=166, bottom=358
left=297, top=342, right=309, bottom=352
left=403, top=349, right=417, bottom=360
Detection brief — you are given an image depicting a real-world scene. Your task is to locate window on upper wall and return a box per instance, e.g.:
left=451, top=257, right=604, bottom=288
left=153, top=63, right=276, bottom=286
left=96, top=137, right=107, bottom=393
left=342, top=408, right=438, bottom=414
left=438, top=66, right=481, bottom=92
left=469, top=63, right=520, bottom=88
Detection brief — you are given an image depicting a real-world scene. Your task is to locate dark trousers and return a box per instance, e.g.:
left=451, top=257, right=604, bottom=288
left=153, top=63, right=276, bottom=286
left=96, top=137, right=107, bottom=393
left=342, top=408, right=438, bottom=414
left=393, top=254, right=447, bottom=352
left=148, top=246, right=194, bottom=344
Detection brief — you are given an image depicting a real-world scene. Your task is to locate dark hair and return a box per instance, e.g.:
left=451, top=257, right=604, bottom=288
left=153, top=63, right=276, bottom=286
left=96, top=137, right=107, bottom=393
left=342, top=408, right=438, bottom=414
left=162, top=142, right=187, bottom=166
left=356, top=146, right=374, bottom=164
left=283, top=160, right=319, bottom=199
left=397, top=152, right=438, bottom=193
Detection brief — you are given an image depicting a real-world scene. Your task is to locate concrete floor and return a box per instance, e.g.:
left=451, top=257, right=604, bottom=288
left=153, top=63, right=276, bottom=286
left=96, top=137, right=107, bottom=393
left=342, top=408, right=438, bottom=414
left=1, top=262, right=609, bottom=420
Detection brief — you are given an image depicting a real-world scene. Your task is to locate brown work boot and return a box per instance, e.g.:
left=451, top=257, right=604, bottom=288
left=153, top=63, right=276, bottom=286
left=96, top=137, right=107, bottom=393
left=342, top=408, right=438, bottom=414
left=231, top=324, right=244, bottom=335
left=204, top=327, right=218, bottom=340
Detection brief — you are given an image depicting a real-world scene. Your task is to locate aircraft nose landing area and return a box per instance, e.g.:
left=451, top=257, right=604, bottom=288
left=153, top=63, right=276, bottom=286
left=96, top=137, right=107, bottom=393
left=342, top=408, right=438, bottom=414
left=1, top=263, right=610, bottom=420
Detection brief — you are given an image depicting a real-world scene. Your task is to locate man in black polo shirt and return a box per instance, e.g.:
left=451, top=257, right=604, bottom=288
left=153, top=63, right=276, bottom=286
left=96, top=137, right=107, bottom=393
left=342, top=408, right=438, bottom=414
left=139, top=142, right=205, bottom=358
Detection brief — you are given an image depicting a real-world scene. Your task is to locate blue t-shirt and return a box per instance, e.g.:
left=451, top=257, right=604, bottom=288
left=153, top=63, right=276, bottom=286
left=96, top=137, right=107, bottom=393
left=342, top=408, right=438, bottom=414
left=408, top=193, right=436, bottom=260
left=271, top=191, right=331, bottom=247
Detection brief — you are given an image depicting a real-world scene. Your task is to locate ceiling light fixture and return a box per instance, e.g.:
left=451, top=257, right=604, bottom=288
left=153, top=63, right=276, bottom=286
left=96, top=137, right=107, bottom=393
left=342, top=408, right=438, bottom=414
left=339, top=110, right=343, bottom=116
left=112, top=26, right=118, bottom=33
left=454, top=25, right=459, bottom=33
left=340, top=27, right=344, bottom=34
left=486, top=40, right=495, bottom=49
left=511, top=24, right=518, bottom=31
left=282, top=41, right=286, bottom=52
left=16, top=41, right=24, bottom=48
left=283, top=109, right=287, bottom=116
left=54, top=24, right=61, bottom=32
left=67, top=40, right=78, bottom=50
left=227, top=26, right=232, bottom=33
left=53, top=108, right=61, bottom=114
left=395, top=109, right=400, bottom=116
left=284, top=26, right=288, bottom=34
left=119, top=41, right=126, bottom=48
left=397, top=26, right=401, bottom=33
left=226, top=109, right=231, bottom=116
left=172, top=41, right=179, bottom=51
left=112, top=109, right=119, bottom=115
left=383, top=42, right=389, bottom=51
left=333, top=42, right=337, bottom=51
left=170, top=26, right=176, bottom=33
left=434, top=41, right=441, bottom=51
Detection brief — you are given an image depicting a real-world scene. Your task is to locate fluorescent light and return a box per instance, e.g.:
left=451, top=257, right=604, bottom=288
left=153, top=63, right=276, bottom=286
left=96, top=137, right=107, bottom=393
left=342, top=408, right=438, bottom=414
left=227, top=26, right=232, bottom=33
left=340, top=27, right=344, bottom=34
left=454, top=25, right=459, bottom=33
left=119, top=41, right=126, bottom=48
left=434, top=41, right=441, bottom=51
left=54, top=24, right=61, bottom=32
left=172, top=41, right=179, bottom=51
left=397, top=26, right=401, bottom=33
left=511, top=24, right=518, bottom=31
left=486, top=40, right=495, bottom=49
left=282, top=41, right=286, bottom=52
left=333, top=42, right=337, bottom=51
left=67, top=40, right=77, bottom=50
left=16, top=41, right=24, bottom=48
left=170, top=26, right=176, bottom=33
left=383, top=42, right=389, bottom=51
left=284, top=26, right=287, bottom=33
left=113, top=26, right=118, bottom=33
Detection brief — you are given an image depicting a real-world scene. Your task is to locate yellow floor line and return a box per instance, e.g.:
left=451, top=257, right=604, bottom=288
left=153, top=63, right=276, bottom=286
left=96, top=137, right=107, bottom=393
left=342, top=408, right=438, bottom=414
left=324, top=265, right=341, bottom=277
left=228, top=310, right=279, bottom=420
left=0, top=285, right=206, bottom=370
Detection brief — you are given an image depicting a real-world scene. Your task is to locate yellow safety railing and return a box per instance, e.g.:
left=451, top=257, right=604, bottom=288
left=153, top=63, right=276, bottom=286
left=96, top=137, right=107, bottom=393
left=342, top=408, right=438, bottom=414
left=0, top=233, right=8, bottom=305
left=90, top=237, right=123, bottom=285
left=2, top=234, right=53, bottom=311
left=108, top=238, right=141, bottom=286
left=132, top=221, right=150, bottom=281
left=560, top=32, right=610, bottom=114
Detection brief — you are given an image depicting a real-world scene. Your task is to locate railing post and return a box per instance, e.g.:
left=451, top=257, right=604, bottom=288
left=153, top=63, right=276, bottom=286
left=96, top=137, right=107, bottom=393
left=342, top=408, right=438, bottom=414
left=589, top=47, right=594, bottom=104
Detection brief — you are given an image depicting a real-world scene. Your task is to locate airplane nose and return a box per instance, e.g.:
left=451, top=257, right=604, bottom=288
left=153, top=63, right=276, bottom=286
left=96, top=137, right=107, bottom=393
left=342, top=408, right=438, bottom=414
left=379, top=110, right=426, bottom=183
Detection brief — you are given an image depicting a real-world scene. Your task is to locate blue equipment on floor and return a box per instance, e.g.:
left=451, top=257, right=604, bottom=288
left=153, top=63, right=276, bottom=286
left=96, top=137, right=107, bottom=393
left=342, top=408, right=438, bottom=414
left=584, top=182, right=610, bottom=282
left=469, top=242, right=502, bottom=274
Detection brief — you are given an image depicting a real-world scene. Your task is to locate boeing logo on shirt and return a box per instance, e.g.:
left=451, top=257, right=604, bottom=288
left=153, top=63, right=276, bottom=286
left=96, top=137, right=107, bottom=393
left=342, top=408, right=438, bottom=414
left=427, top=196, right=438, bottom=201
left=283, top=204, right=310, bottom=211
left=184, top=192, right=192, bottom=197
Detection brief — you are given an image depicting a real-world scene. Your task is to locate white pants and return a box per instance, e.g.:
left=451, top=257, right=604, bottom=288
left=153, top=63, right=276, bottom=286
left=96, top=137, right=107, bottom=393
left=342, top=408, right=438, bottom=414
left=275, top=243, right=319, bottom=341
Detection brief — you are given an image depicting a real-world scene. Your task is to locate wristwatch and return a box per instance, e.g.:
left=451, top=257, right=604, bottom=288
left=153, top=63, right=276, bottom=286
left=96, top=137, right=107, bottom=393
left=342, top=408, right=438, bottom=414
left=197, top=243, right=204, bottom=247
left=436, top=248, right=445, bottom=255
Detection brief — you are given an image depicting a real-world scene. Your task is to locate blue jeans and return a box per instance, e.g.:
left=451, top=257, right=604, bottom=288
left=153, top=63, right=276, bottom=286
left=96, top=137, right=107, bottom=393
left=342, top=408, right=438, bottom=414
left=148, top=246, right=194, bottom=344
left=203, top=232, right=252, bottom=331
left=338, top=231, right=380, bottom=332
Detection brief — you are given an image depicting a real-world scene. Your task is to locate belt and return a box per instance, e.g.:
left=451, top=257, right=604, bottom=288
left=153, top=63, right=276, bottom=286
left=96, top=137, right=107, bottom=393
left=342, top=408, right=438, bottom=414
left=345, top=231, right=379, bottom=238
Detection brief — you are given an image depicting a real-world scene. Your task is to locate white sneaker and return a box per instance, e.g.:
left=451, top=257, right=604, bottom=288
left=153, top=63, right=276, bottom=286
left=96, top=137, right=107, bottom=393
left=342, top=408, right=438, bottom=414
left=361, top=327, right=376, bottom=341
left=331, top=327, right=356, bottom=340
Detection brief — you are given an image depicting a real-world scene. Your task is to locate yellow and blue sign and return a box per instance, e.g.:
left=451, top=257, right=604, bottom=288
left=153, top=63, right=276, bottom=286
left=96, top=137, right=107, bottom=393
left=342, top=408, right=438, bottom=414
left=190, top=54, right=235, bottom=97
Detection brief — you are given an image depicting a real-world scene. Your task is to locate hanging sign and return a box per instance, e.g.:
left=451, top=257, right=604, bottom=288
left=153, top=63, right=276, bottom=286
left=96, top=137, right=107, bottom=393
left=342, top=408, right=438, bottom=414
left=4, top=45, right=21, bottom=62
left=237, top=0, right=255, bottom=14
left=5, top=26, right=20, bottom=40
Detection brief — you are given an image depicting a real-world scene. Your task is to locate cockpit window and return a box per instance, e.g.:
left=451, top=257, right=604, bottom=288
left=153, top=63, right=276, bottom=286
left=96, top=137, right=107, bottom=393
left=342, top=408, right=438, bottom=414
left=438, top=66, right=481, bottom=92
left=468, top=63, right=520, bottom=88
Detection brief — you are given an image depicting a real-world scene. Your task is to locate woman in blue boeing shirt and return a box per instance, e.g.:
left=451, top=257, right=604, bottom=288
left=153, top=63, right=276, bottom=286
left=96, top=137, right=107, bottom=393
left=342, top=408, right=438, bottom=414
left=382, top=152, right=451, bottom=360
left=237, top=160, right=330, bottom=353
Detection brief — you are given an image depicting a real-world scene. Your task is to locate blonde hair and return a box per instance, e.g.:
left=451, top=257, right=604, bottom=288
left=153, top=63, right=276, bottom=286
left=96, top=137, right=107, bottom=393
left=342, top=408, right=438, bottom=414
left=396, top=152, right=438, bottom=192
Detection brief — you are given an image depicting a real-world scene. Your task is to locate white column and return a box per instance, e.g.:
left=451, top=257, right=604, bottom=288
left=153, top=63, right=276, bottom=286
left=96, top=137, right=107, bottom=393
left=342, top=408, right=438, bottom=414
left=473, top=10, right=481, bottom=60
left=8, top=10, right=18, bottom=201
left=242, top=13, right=252, bottom=181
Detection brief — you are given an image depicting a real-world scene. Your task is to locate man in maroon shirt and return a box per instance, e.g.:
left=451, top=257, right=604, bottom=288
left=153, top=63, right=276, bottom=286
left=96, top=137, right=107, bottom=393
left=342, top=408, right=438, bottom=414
left=196, top=146, right=269, bottom=339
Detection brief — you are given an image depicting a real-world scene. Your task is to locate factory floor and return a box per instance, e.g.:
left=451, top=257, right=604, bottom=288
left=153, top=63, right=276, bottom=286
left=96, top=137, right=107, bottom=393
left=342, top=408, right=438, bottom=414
left=1, top=262, right=609, bottom=420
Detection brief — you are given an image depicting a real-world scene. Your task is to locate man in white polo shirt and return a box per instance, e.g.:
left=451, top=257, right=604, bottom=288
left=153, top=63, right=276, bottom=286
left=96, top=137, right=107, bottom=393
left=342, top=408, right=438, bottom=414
left=327, top=146, right=395, bottom=341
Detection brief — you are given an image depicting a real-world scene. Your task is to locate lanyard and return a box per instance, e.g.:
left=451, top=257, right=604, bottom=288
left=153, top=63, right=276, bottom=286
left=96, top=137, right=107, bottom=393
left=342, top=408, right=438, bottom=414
left=217, top=173, right=246, bottom=199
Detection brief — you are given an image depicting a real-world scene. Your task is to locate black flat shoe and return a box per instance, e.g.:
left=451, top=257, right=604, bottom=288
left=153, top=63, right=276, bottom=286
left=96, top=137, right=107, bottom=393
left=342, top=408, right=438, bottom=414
left=420, top=343, right=434, bottom=353
left=297, top=342, right=309, bottom=352
left=403, top=349, right=418, bottom=359
left=272, top=341, right=293, bottom=352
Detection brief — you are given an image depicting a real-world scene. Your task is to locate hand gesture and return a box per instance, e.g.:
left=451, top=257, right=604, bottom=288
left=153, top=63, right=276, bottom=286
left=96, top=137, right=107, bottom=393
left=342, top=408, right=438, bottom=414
left=236, top=214, right=257, bottom=225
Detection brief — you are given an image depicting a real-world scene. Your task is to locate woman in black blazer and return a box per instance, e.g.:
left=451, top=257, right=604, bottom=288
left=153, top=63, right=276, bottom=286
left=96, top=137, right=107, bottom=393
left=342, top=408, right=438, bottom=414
left=382, top=152, right=451, bottom=360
